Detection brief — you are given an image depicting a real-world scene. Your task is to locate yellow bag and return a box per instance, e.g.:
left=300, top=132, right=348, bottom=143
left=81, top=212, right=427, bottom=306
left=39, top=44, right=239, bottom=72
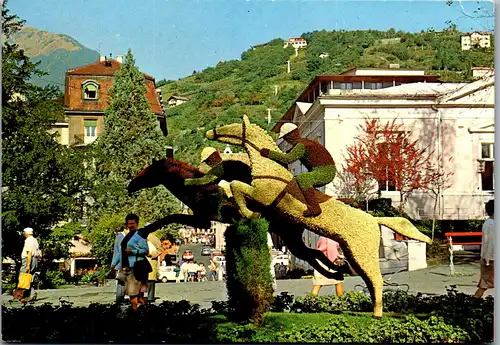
left=17, top=272, right=32, bottom=290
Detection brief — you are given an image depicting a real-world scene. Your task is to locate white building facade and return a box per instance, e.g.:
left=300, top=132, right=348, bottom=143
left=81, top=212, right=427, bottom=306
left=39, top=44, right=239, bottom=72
left=283, top=37, right=307, bottom=49
left=273, top=70, right=494, bottom=270
left=461, top=32, right=491, bottom=50
left=275, top=75, right=494, bottom=220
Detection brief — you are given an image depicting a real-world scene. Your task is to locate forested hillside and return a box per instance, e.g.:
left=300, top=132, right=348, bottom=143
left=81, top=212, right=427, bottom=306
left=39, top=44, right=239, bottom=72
left=161, top=28, right=494, bottom=164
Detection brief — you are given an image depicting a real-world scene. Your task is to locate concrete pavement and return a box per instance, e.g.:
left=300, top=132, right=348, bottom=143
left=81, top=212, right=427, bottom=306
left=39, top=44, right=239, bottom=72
left=1, top=260, right=493, bottom=309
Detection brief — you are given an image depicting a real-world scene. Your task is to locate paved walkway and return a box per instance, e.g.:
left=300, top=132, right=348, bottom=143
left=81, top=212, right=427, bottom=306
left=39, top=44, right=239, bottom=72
left=2, top=261, right=493, bottom=309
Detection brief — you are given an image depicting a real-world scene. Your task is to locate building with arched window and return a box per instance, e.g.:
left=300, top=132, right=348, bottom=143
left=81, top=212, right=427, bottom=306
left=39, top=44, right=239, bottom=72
left=63, top=55, right=167, bottom=146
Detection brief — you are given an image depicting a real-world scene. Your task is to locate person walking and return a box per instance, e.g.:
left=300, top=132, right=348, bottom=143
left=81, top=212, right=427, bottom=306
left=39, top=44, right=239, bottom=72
left=268, top=232, right=278, bottom=292
left=208, top=259, right=217, bottom=281
left=180, top=261, right=189, bottom=282
left=475, top=200, right=494, bottom=298
left=110, top=225, right=128, bottom=304
left=18, top=227, right=41, bottom=302
left=216, top=261, right=224, bottom=281
left=146, top=232, right=162, bottom=304
left=198, top=263, right=207, bottom=282
left=279, top=262, right=287, bottom=280
left=311, top=236, right=344, bottom=297
left=124, top=217, right=152, bottom=310
left=174, top=262, right=182, bottom=283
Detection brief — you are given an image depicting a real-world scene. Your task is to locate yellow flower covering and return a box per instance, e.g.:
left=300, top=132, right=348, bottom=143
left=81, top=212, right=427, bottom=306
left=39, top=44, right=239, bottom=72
left=206, top=115, right=432, bottom=318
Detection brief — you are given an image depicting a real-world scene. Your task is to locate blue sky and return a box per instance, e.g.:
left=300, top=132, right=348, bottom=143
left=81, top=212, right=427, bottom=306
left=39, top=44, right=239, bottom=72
left=9, top=0, right=494, bottom=81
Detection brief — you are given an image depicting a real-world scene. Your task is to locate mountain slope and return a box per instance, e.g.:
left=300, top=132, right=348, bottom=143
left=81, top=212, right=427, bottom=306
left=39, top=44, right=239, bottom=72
left=161, top=28, right=494, bottom=164
left=9, top=26, right=100, bottom=89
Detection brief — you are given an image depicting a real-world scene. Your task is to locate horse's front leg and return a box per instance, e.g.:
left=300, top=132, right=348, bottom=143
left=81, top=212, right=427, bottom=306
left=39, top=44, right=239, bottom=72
left=230, top=181, right=260, bottom=219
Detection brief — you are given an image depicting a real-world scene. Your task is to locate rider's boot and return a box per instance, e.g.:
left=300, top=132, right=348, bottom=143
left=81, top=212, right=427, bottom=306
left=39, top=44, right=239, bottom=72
left=302, top=187, right=321, bottom=217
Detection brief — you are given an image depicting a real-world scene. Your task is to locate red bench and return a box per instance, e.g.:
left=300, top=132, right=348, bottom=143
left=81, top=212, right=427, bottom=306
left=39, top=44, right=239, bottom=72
left=445, top=232, right=482, bottom=251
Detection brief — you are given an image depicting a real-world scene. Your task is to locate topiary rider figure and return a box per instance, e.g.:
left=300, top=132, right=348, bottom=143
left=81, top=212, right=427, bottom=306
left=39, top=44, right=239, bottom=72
left=260, top=123, right=336, bottom=217
left=185, top=147, right=225, bottom=187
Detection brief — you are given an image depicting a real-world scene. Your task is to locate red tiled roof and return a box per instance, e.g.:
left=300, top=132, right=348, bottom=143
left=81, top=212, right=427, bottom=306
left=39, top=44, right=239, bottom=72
left=67, top=59, right=155, bottom=80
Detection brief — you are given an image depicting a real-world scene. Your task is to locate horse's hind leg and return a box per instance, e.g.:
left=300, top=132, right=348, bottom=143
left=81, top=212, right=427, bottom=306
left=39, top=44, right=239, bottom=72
left=345, top=241, right=384, bottom=318
left=230, top=181, right=260, bottom=219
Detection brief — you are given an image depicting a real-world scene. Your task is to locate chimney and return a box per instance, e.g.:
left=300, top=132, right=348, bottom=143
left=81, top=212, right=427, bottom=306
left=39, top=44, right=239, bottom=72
left=116, top=55, right=123, bottom=63
left=104, top=53, right=112, bottom=67
left=99, top=56, right=106, bottom=62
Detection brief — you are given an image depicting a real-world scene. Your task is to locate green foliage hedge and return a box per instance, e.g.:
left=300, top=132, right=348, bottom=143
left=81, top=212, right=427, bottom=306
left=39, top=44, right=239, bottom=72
left=225, top=219, right=274, bottom=324
left=220, top=314, right=467, bottom=343
left=2, top=286, right=493, bottom=343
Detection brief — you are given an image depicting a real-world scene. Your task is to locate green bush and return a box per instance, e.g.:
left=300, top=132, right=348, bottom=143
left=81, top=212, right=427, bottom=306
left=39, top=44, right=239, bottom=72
left=217, top=314, right=468, bottom=343
left=87, top=213, right=124, bottom=265
left=1, top=289, right=494, bottom=343
left=225, top=219, right=274, bottom=325
left=2, top=272, right=17, bottom=295
left=426, top=238, right=449, bottom=260
left=287, top=286, right=493, bottom=343
left=291, top=291, right=372, bottom=313
left=42, top=269, right=66, bottom=289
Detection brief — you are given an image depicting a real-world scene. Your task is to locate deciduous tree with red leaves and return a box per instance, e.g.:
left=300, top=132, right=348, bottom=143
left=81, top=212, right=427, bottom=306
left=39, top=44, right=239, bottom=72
left=343, top=117, right=451, bottom=216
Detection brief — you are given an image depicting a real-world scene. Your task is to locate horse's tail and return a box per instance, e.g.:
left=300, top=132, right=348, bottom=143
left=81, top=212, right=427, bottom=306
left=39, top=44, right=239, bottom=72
left=376, top=217, right=432, bottom=244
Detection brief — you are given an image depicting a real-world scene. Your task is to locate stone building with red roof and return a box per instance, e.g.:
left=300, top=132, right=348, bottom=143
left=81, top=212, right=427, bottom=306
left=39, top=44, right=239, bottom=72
left=62, top=55, right=167, bottom=146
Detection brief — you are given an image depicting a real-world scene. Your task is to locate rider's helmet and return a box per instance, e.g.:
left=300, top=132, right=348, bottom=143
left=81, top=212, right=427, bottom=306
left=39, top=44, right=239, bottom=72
left=201, top=147, right=219, bottom=164
left=278, top=123, right=298, bottom=139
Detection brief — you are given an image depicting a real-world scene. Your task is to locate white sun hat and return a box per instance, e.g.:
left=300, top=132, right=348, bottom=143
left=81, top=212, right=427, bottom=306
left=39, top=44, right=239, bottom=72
left=278, top=123, right=298, bottom=139
left=201, top=147, right=218, bottom=163
left=23, top=227, right=34, bottom=235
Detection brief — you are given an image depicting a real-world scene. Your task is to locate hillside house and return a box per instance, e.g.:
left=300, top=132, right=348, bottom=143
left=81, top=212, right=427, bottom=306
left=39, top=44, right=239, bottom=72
left=166, top=95, right=191, bottom=108
left=283, top=37, right=307, bottom=49
left=461, top=32, right=491, bottom=50
left=62, top=55, right=167, bottom=146
left=472, top=67, right=494, bottom=79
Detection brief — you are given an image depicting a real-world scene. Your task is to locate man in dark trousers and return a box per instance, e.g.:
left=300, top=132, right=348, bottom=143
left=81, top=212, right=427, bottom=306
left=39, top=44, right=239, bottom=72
left=110, top=225, right=129, bottom=304
left=260, top=123, right=336, bottom=217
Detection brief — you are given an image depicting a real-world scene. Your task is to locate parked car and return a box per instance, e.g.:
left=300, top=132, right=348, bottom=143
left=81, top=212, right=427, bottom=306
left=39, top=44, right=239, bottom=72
left=213, top=255, right=226, bottom=264
left=201, top=247, right=211, bottom=256
left=157, top=265, right=177, bottom=283
left=182, top=250, right=194, bottom=261
left=210, top=250, right=224, bottom=259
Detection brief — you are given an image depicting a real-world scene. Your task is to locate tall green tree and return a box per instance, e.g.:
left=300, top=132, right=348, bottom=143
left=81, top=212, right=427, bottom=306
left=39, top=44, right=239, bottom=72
left=91, top=49, right=181, bottom=225
left=2, top=4, right=89, bottom=261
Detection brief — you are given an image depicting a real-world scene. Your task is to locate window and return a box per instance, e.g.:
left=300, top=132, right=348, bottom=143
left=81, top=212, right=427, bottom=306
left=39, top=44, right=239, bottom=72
left=480, top=143, right=494, bottom=191
left=481, top=143, right=494, bottom=159
left=340, top=82, right=353, bottom=90
left=370, top=82, right=383, bottom=90
left=84, top=120, right=97, bottom=144
left=82, top=80, right=99, bottom=100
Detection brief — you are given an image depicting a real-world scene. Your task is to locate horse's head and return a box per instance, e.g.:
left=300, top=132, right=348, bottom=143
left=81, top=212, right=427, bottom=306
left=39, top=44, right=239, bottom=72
left=206, top=115, right=279, bottom=152
left=128, top=158, right=166, bottom=194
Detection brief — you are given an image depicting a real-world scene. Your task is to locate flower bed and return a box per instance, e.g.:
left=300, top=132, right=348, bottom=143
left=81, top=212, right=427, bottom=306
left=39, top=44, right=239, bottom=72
left=2, top=287, right=493, bottom=343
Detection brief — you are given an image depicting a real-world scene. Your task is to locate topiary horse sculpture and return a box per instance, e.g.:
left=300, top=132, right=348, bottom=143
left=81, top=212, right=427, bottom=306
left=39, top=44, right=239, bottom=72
left=206, top=115, right=432, bottom=318
left=127, top=155, right=345, bottom=278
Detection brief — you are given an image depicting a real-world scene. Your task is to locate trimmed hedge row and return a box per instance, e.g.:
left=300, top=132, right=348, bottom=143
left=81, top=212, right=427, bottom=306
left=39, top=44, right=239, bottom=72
left=217, top=315, right=468, bottom=343
left=287, top=286, right=494, bottom=343
left=2, top=286, right=493, bottom=343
